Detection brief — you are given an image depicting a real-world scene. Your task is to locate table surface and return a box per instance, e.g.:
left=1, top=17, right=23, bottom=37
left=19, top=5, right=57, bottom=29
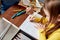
left=2, top=5, right=28, bottom=27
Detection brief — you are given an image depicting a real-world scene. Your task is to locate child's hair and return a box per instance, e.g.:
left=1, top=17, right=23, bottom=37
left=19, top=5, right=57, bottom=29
left=44, top=0, right=60, bottom=37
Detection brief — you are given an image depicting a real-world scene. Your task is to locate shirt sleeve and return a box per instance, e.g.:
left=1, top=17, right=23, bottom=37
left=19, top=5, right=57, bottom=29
left=47, top=33, right=60, bottom=40
left=38, top=29, right=46, bottom=40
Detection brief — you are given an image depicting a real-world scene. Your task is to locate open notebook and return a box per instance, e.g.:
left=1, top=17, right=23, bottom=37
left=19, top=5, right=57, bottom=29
left=19, top=15, right=38, bottom=39
left=19, top=12, right=42, bottom=39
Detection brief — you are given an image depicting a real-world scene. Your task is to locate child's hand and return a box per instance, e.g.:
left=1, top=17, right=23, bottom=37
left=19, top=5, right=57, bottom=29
left=29, top=16, right=35, bottom=22
left=29, top=16, right=45, bottom=30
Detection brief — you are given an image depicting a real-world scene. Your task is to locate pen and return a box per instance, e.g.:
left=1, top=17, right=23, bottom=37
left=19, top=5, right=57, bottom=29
left=12, top=10, right=26, bottom=19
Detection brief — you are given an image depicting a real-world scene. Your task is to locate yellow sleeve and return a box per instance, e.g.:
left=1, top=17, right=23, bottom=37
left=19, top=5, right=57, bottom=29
left=47, top=32, right=60, bottom=40
left=38, top=30, right=46, bottom=40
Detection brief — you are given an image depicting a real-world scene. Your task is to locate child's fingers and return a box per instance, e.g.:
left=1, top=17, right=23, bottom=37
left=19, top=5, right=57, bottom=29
left=29, top=16, right=35, bottom=22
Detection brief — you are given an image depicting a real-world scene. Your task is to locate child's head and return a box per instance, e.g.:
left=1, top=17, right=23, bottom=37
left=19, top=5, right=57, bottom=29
left=44, top=0, right=60, bottom=36
left=44, top=0, right=60, bottom=23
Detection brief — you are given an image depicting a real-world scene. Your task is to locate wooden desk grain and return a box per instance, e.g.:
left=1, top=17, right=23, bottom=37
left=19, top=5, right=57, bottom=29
left=2, top=5, right=29, bottom=27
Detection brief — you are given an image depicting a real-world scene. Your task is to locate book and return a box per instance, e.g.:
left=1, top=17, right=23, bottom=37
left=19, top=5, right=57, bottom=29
left=0, top=18, right=11, bottom=39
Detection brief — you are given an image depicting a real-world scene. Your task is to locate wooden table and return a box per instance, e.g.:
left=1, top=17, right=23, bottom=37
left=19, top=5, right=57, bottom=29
left=2, top=5, right=28, bottom=27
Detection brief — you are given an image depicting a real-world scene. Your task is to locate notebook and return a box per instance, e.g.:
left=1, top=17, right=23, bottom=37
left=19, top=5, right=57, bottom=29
left=19, top=12, right=42, bottom=39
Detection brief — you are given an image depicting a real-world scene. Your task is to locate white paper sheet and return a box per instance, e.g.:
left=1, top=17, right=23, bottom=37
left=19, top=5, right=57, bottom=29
left=19, top=15, right=39, bottom=39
